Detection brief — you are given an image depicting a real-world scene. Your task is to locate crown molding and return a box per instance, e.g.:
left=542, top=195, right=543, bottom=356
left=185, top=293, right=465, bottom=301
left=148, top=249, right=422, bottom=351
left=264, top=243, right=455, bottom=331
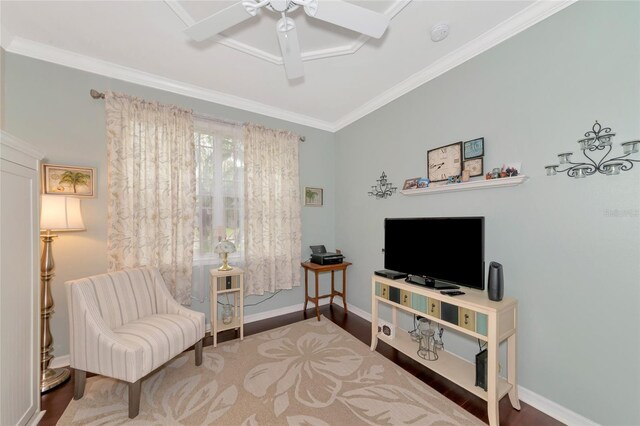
left=332, top=0, right=577, bottom=131
left=4, top=37, right=335, bottom=131
left=0, top=24, right=14, bottom=50
left=220, top=38, right=283, bottom=65
left=164, top=0, right=195, bottom=26
left=3, top=0, right=575, bottom=133
left=165, top=0, right=410, bottom=65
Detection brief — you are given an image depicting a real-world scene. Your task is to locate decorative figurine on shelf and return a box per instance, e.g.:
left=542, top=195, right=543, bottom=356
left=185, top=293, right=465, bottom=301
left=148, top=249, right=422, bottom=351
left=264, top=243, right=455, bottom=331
left=485, top=164, right=520, bottom=179
left=505, top=167, right=519, bottom=177
left=214, top=239, right=236, bottom=271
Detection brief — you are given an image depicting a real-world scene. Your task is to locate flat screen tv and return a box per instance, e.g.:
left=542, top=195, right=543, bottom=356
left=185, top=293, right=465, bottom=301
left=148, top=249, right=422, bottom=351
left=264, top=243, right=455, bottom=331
left=384, top=216, right=485, bottom=290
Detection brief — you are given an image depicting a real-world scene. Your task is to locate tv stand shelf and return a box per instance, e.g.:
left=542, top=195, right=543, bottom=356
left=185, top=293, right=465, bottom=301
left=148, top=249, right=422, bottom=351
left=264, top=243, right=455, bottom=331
left=370, top=275, right=520, bottom=426
left=400, top=175, right=528, bottom=196
left=376, top=332, right=512, bottom=402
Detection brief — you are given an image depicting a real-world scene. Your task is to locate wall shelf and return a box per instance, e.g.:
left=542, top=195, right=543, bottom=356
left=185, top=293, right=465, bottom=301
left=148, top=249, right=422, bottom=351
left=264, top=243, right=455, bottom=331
left=400, top=175, right=528, bottom=196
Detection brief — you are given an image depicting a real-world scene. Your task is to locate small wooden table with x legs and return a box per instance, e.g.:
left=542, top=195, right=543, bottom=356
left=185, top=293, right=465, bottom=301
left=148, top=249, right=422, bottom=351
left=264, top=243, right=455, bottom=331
left=301, top=261, right=352, bottom=320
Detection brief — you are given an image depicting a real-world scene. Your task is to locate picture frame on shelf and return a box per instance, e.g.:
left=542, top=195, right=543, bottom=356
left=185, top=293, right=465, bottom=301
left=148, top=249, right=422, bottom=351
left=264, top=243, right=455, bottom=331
left=403, top=177, right=420, bottom=190
left=463, top=137, right=484, bottom=159
left=463, top=158, right=484, bottom=177
left=42, top=163, right=96, bottom=197
left=304, top=187, right=323, bottom=206
left=417, top=178, right=430, bottom=188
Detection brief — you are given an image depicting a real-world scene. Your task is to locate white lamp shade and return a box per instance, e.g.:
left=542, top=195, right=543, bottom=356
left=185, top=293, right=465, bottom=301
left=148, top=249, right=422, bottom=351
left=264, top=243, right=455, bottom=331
left=214, top=240, right=236, bottom=254
left=40, top=195, right=85, bottom=231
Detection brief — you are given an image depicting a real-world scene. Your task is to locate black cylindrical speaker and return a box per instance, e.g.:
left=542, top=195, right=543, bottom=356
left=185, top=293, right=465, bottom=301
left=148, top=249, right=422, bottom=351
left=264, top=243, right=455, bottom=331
left=487, top=261, right=504, bottom=301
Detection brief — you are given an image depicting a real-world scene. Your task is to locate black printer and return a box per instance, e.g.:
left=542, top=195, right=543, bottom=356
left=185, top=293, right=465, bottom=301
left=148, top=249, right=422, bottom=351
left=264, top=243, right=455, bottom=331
left=309, top=245, right=344, bottom=265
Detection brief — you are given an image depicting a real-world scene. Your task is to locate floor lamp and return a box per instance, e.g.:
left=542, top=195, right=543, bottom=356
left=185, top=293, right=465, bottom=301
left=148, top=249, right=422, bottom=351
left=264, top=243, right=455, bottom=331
left=40, top=195, right=85, bottom=392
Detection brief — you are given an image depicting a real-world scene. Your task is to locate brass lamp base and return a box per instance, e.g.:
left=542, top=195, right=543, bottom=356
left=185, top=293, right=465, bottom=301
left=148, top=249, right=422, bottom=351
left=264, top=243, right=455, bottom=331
left=40, top=231, right=70, bottom=393
left=41, top=366, right=70, bottom=393
left=217, top=252, right=233, bottom=271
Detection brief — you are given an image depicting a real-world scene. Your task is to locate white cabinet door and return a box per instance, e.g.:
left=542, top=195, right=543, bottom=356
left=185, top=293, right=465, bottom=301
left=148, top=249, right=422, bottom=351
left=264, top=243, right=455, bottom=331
left=1, top=133, right=43, bottom=426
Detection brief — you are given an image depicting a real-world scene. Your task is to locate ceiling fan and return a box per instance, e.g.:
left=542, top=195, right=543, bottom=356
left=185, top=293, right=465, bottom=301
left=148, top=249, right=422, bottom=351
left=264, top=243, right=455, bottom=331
left=184, top=0, right=391, bottom=80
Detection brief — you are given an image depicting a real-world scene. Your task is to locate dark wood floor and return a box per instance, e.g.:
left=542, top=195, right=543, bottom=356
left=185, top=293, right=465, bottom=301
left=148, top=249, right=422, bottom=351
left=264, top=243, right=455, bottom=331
left=40, top=304, right=562, bottom=425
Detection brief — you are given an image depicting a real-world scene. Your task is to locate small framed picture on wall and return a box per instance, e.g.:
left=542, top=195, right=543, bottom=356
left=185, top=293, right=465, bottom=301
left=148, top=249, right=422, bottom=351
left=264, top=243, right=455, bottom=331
left=463, top=137, right=484, bottom=159
left=304, top=187, right=323, bottom=206
left=42, top=164, right=96, bottom=197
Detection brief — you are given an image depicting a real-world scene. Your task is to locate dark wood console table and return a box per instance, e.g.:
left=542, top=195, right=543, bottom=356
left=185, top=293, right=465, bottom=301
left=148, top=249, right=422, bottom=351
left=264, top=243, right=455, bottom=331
left=301, top=261, right=352, bottom=320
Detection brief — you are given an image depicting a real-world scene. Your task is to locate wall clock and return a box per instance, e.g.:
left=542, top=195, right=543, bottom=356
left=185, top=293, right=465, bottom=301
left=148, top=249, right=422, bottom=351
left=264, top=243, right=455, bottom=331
left=427, top=142, right=462, bottom=182
left=463, top=158, right=483, bottom=177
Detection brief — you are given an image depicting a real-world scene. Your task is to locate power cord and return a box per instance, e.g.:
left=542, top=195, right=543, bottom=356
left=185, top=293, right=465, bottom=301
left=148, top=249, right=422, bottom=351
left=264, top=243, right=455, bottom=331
left=408, top=314, right=419, bottom=340
left=217, top=289, right=283, bottom=307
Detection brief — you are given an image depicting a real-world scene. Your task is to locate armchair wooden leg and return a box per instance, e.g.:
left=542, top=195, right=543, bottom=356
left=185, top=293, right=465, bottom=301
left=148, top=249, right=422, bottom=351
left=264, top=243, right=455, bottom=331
left=73, top=369, right=86, bottom=400
left=195, top=339, right=203, bottom=366
left=128, top=379, right=142, bottom=419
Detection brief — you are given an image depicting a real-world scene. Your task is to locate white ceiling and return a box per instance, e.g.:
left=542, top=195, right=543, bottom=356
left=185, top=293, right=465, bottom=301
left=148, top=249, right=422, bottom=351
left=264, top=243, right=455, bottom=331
left=0, top=0, right=574, bottom=131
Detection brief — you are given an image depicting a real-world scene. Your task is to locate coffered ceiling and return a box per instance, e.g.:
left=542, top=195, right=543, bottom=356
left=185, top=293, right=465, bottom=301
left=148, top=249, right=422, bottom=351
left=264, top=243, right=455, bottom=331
left=0, top=1, right=574, bottom=131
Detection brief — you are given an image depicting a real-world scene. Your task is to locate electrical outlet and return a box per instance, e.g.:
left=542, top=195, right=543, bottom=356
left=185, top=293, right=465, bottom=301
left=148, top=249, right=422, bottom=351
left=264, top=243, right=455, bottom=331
left=377, top=319, right=395, bottom=339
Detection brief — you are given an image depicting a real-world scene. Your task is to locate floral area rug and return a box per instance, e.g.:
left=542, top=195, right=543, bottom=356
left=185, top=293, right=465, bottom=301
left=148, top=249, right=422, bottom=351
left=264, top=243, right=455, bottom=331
left=58, top=316, right=482, bottom=425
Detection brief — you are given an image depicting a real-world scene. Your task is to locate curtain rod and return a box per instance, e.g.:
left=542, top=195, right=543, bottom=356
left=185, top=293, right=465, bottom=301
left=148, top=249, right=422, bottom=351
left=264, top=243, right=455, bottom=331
left=90, top=89, right=306, bottom=142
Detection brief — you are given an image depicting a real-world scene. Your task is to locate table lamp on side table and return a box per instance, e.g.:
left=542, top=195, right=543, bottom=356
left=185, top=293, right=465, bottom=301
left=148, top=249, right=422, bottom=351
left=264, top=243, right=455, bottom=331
left=40, top=195, right=85, bottom=392
left=214, top=239, right=236, bottom=271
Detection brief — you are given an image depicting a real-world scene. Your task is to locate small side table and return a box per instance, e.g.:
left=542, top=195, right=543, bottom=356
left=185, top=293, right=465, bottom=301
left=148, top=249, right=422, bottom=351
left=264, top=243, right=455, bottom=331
left=301, top=261, right=352, bottom=320
left=209, top=268, right=244, bottom=347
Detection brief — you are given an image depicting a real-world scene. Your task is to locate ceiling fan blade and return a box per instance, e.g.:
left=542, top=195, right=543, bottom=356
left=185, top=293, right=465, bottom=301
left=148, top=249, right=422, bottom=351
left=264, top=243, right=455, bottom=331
left=184, top=2, right=256, bottom=41
left=304, top=0, right=390, bottom=39
left=276, top=18, right=304, bottom=80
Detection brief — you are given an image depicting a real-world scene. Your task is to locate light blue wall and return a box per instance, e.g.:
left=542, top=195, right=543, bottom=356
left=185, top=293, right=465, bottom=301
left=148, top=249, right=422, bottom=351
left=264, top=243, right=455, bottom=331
left=3, top=53, right=336, bottom=357
left=335, top=2, right=639, bottom=424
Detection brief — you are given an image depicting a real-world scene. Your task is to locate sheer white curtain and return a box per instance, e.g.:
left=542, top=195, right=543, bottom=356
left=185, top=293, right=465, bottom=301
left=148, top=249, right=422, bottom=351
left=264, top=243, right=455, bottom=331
left=191, top=117, right=244, bottom=302
left=105, top=91, right=196, bottom=304
left=243, top=124, right=301, bottom=296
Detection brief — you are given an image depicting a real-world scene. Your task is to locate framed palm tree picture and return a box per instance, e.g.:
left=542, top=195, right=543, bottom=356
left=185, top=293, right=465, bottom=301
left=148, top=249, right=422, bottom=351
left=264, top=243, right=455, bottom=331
left=42, top=164, right=96, bottom=197
left=304, top=187, right=323, bottom=206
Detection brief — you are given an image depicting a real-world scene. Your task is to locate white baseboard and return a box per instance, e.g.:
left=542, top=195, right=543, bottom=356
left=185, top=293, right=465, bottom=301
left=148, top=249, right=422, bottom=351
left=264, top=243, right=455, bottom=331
left=243, top=298, right=331, bottom=324
left=29, top=409, right=45, bottom=426
left=517, top=386, right=599, bottom=426
left=347, top=303, right=372, bottom=322
left=49, top=354, right=70, bottom=369
left=48, top=300, right=596, bottom=425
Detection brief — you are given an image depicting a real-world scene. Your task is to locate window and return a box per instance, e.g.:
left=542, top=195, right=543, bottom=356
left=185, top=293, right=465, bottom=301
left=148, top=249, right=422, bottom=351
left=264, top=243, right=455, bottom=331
left=191, top=119, right=301, bottom=299
left=192, top=118, right=244, bottom=301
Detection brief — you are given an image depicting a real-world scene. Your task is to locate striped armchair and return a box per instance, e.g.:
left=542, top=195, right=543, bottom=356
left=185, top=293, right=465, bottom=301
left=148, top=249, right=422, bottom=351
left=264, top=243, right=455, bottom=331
left=66, top=267, right=205, bottom=418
